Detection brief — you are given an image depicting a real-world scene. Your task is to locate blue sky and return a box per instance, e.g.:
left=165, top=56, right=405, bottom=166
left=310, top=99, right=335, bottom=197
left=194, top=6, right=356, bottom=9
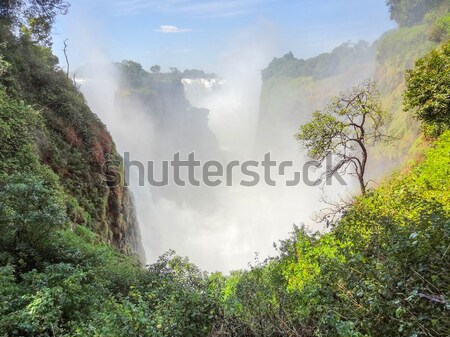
left=52, top=0, right=396, bottom=73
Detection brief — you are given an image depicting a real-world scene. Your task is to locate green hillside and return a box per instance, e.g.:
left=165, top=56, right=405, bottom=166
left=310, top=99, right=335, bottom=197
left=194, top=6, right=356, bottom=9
left=0, top=1, right=449, bottom=336
left=257, top=2, right=450, bottom=171
left=209, top=128, right=450, bottom=336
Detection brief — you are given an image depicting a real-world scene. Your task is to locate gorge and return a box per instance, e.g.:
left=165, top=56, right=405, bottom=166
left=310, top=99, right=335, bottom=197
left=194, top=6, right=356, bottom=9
left=1, top=1, right=449, bottom=336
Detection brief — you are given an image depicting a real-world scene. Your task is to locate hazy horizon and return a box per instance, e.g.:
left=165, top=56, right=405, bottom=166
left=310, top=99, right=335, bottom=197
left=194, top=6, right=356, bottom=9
left=52, top=0, right=396, bottom=74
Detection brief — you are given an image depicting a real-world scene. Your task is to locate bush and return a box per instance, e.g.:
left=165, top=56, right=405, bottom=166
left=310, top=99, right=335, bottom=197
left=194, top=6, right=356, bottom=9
left=404, top=41, right=450, bottom=136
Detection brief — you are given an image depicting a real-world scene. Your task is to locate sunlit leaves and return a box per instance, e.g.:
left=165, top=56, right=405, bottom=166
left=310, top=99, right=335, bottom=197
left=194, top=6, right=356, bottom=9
left=404, top=40, right=450, bottom=136
left=296, top=80, right=390, bottom=194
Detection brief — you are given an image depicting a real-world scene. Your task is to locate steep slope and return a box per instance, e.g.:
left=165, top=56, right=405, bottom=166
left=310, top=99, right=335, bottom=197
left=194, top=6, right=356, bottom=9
left=0, top=26, right=143, bottom=257
left=257, top=8, right=450, bottom=178
left=112, top=61, right=223, bottom=210
left=256, top=41, right=376, bottom=154
left=208, top=130, right=450, bottom=337
left=209, top=40, right=450, bottom=332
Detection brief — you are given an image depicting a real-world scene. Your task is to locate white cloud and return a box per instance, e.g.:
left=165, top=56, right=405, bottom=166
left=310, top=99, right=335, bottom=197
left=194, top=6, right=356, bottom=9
left=154, top=25, right=193, bottom=33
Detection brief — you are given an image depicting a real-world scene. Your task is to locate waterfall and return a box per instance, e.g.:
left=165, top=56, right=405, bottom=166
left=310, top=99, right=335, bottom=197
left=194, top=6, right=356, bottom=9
left=80, top=66, right=349, bottom=273
left=181, top=78, right=225, bottom=108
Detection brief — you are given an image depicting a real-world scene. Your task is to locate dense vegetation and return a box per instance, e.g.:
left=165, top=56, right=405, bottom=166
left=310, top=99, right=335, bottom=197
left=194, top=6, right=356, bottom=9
left=0, top=0, right=142, bottom=255
left=209, top=129, right=450, bottom=336
left=258, top=1, right=450, bottom=165
left=207, top=40, right=450, bottom=336
left=404, top=40, right=450, bottom=136
left=386, top=0, right=445, bottom=27
left=113, top=61, right=216, bottom=86
left=261, top=41, right=374, bottom=82
left=0, top=1, right=449, bottom=336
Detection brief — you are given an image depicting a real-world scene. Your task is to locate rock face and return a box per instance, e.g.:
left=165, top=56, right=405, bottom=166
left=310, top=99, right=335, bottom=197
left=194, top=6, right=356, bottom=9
left=39, top=86, right=146, bottom=259
left=117, top=190, right=145, bottom=257
left=74, top=63, right=224, bottom=262
left=116, top=78, right=222, bottom=156
left=114, top=71, right=223, bottom=209
left=255, top=34, right=440, bottom=179
left=38, top=80, right=145, bottom=259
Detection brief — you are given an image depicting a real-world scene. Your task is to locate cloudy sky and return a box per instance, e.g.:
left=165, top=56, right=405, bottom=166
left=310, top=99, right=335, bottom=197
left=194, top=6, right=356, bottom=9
left=52, top=0, right=396, bottom=77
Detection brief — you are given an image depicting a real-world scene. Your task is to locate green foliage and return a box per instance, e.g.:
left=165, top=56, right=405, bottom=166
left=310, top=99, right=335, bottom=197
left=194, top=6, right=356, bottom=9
left=150, top=64, right=161, bottom=74
left=296, top=80, right=389, bottom=194
left=0, top=86, right=39, bottom=174
left=115, top=61, right=217, bottom=92
left=262, top=41, right=373, bottom=81
left=296, top=111, right=343, bottom=160
left=0, top=222, right=217, bottom=337
left=386, top=0, right=444, bottom=27
left=1, top=232, right=124, bottom=336
left=0, top=23, right=142, bottom=251
left=0, top=0, right=70, bottom=45
left=211, top=131, right=450, bottom=337
left=117, top=60, right=149, bottom=87
left=426, top=9, right=450, bottom=42
left=370, top=16, right=445, bottom=159
left=376, top=24, right=435, bottom=68
left=0, top=2, right=449, bottom=336
left=0, top=172, right=66, bottom=267
left=320, top=132, right=450, bottom=337
left=405, top=40, right=450, bottom=136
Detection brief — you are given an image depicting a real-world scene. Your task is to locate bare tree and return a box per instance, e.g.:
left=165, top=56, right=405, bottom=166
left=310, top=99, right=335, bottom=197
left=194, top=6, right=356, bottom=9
left=296, top=80, right=391, bottom=195
left=313, top=193, right=355, bottom=227
left=63, top=38, right=69, bottom=77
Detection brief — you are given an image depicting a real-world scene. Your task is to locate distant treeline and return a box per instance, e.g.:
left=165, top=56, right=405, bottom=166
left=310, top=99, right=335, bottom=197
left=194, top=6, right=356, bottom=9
left=261, top=41, right=374, bottom=81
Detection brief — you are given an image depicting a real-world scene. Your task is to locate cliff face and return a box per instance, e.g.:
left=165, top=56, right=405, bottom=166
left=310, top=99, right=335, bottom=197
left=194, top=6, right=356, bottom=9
left=0, top=29, right=143, bottom=259
left=256, top=25, right=443, bottom=176
left=256, top=42, right=376, bottom=155
left=112, top=64, right=223, bottom=211
left=115, top=65, right=222, bottom=160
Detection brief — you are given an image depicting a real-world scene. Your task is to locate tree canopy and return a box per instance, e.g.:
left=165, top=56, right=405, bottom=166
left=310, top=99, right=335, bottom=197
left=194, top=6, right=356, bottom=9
left=0, top=0, right=69, bottom=44
left=404, top=40, right=450, bottom=136
left=296, top=80, right=390, bottom=195
left=261, top=41, right=373, bottom=81
left=386, top=0, right=444, bottom=27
